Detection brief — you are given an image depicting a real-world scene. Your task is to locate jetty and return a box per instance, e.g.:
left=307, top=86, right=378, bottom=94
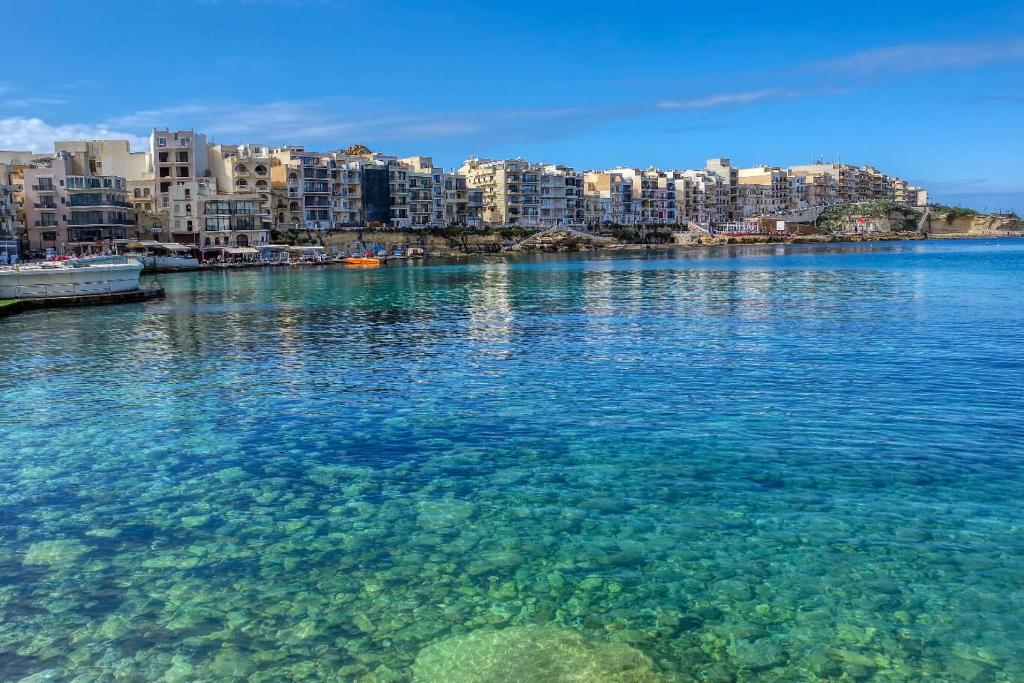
left=0, top=287, right=164, bottom=318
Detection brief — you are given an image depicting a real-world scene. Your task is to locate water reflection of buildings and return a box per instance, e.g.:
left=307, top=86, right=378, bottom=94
left=466, top=263, right=513, bottom=359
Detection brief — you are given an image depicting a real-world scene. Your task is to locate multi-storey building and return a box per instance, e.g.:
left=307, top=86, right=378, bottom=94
left=209, top=144, right=274, bottom=212
left=465, top=188, right=483, bottom=227
left=892, top=178, right=928, bottom=207
left=398, top=156, right=438, bottom=228
left=536, top=164, right=585, bottom=226
left=167, top=177, right=215, bottom=245
left=605, top=168, right=675, bottom=224
left=164, top=176, right=270, bottom=249
left=0, top=163, right=21, bottom=260
left=459, top=158, right=532, bottom=226
left=50, top=139, right=157, bottom=239
left=704, top=159, right=739, bottom=220
left=584, top=171, right=637, bottom=225
left=677, top=169, right=729, bottom=225
left=151, top=129, right=209, bottom=213
left=22, top=152, right=135, bottom=254
left=441, top=172, right=471, bottom=226
left=737, top=166, right=792, bottom=216
left=270, top=147, right=331, bottom=231
left=0, top=163, right=23, bottom=240
left=199, top=193, right=271, bottom=249
left=790, top=169, right=839, bottom=207
left=333, top=152, right=392, bottom=227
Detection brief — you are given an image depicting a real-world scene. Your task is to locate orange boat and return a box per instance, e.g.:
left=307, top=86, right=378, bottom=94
left=341, top=257, right=382, bottom=267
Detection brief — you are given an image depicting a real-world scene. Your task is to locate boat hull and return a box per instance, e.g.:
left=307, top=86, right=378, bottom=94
left=341, top=257, right=382, bottom=267
left=0, top=262, right=144, bottom=299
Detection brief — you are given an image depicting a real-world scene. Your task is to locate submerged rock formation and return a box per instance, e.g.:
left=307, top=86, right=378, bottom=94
left=412, top=626, right=663, bottom=683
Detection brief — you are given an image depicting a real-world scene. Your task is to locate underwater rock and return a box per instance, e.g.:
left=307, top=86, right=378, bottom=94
left=729, top=638, right=785, bottom=671
left=208, top=648, right=256, bottom=679
left=180, top=514, right=210, bottom=529
left=22, top=539, right=90, bottom=567
left=411, top=625, right=662, bottom=682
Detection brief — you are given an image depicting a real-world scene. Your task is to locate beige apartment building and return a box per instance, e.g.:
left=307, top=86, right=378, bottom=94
left=737, top=166, right=792, bottom=216
left=152, top=129, right=209, bottom=212
left=459, top=158, right=534, bottom=226
left=22, top=151, right=134, bottom=254
left=52, top=139, right=158, bottom=239
left=461, top=158, right=587, bottom=227
left=210, top=144, right=273, bottom=210
left=0, top=163, right=22, bottom=247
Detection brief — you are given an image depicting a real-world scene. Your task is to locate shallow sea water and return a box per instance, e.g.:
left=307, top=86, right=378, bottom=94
left=1, top=239, right=1023, bottom=682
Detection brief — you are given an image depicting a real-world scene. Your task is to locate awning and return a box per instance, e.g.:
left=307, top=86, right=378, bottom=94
left=160, top=243, right=191, bottom=252
left=289, top=245, right=326, bottom=252
left=226, top=247, right=259, bottom=255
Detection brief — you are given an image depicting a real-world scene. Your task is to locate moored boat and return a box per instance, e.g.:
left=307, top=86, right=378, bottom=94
left=341, top=257, right=382, bottom=267
left=0, top=258, right=143, bottom=299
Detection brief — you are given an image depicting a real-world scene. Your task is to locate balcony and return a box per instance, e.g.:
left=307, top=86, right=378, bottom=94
left=32, top=185, right=55, bottom=192
left=34, top=203, right=57, bottom=210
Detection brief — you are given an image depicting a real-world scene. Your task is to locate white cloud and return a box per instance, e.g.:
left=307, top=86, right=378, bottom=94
left=3, top=97, right=69, bottom=108
left=657, top=88, right=797, bottom=110
left=816, top=38, right=1024, bottom=76
left=0, top=117, right=147, bottom=153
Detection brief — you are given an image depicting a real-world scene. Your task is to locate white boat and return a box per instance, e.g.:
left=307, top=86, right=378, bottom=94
left=126, top=254, right=200, bottom=271
left=0, top=258, right=143, bottom=299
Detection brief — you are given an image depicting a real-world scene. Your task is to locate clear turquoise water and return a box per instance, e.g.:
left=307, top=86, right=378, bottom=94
left=1, top=239, right=1023, bottom=682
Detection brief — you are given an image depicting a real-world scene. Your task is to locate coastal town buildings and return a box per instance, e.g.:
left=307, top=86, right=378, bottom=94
left=22, top=151, right=135, bottom=254
left=1, top=125, right=933, bottom=254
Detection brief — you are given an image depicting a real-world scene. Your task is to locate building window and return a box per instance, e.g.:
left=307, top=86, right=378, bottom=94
left=181, top=137, right=190, bottom=147
left=157, top=137, right=166, bottom=147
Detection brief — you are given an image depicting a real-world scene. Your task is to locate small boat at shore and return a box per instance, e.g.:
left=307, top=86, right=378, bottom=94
left=341, top=257, right=382, bottom=267
left=0, top=258, right=143, bottom=299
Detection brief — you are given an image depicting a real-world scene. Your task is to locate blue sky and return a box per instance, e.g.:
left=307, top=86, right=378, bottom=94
left=1, top=0, right=1022, bottom=210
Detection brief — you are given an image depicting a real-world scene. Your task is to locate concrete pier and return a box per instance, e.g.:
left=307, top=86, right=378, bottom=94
left=0, top=287, right=164, bottom=318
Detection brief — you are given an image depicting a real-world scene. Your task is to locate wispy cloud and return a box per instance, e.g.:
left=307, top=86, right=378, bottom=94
left=0, top=117, right=147, bottom=153
left=815, top=38, right=1024, bottom=76
left=3, top=97, right=69, bottom=108
left=657, top=88, right=796, bottom=110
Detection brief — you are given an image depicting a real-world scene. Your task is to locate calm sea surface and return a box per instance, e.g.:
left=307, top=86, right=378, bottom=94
left=1, top=239, right=1023, bottom=682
